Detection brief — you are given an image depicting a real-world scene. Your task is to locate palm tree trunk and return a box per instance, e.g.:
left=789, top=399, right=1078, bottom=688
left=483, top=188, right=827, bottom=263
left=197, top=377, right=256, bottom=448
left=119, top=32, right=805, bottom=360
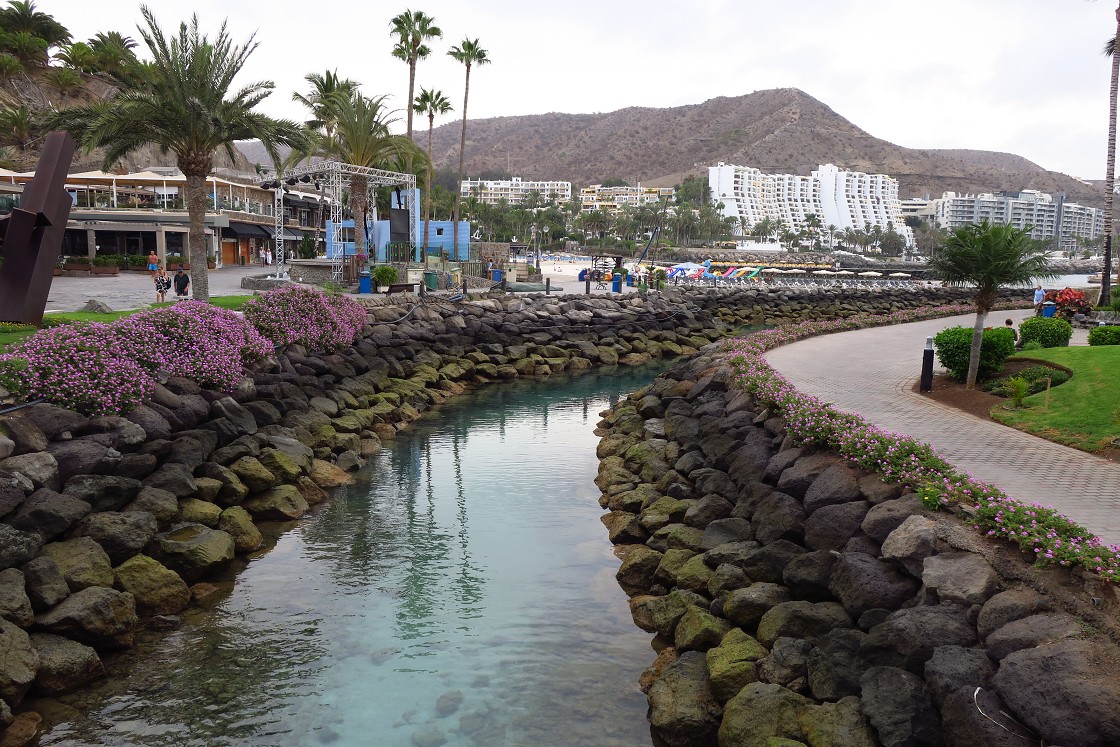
left=184, top=172, right=210, bottom=301
left=453, top=64, right=471, bottom=265
left=425, top=117, right=433, bottom=268
left=406, top=62, right=417, bottom=139
left=1103, top=4, right=1120, bottom=305
left=351, top=174, right=368, bottom=258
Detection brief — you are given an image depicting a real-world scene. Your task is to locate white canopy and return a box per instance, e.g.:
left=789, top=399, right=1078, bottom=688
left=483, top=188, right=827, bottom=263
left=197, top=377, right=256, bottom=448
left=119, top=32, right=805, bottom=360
left=762, top=267, right=783, bottom=273
left=812, top=270, right=835, bottom=275
left=888, top=272, right=911, bottom=277
left=784, top=268, right=807, bottom=274
left=671, top=262, right=705, bottom=270
left=858, top=271, right=883, bottom=277
left=834, top=270, right=855, bottom=275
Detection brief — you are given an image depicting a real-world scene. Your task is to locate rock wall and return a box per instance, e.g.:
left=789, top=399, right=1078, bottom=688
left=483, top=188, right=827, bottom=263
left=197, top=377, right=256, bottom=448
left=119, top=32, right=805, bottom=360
left=596, top=349, right=1120, bottom=747
left=0, top=285, right=1027, bottom=741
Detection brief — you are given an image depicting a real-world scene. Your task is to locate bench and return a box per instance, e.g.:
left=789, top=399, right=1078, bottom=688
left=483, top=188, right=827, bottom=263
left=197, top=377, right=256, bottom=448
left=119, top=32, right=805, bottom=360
left=385, top=282, right=418, bottom=295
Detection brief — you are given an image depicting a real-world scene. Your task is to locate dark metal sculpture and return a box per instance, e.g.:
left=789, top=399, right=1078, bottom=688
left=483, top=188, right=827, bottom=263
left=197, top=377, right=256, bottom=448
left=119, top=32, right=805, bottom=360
left=0, top=131, right=76, bottom=325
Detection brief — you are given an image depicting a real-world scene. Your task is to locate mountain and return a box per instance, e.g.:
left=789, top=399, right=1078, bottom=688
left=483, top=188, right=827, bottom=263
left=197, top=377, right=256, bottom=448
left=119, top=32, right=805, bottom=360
left=420, top=88, right=1101, bottom=206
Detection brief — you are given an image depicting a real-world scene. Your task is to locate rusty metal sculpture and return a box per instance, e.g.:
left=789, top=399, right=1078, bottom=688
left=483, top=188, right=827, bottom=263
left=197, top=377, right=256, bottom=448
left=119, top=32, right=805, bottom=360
left=0, top=131, right=76, bottom=326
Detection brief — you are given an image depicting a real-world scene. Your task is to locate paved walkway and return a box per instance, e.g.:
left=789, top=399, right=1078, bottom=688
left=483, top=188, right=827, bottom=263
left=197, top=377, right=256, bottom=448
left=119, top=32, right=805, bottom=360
left=765, top=310, right=1120, bottom=547
left=44, top=266, right=263, bottom=312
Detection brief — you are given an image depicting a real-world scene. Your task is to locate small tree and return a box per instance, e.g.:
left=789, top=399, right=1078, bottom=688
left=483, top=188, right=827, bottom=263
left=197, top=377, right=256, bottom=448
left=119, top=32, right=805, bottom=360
left=928, top=220, right=1055, bottom=388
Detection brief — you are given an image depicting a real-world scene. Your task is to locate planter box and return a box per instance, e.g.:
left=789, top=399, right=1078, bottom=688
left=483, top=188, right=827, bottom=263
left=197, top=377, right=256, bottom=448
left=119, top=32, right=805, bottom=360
left=91, top=266, right=120, bottom=275
left=65, top=263, right=91, bottom=272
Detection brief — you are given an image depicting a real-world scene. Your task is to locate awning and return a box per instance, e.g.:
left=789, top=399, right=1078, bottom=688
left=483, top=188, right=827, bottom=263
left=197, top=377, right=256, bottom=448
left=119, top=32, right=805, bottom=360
left=284, top=197, right=321, bottom=210
left=282, top=228, right=304, bottom=241
left=224, top=222, right=273, bottom=239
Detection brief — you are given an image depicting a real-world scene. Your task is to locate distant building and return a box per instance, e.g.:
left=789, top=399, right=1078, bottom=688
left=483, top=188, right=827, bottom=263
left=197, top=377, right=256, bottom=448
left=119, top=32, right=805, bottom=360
left=579, top=184, right=675, bottom=214
left=460, top=176, right=571, bottom=205
left=932, top=190, right=1103, bottom=252
left=709, top=162, right=913, bottom=246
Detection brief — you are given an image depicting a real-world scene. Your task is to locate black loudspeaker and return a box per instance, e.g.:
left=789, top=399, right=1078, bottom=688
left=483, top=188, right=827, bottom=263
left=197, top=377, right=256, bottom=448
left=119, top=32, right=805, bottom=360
left=389, top=209, right=411, bottom=243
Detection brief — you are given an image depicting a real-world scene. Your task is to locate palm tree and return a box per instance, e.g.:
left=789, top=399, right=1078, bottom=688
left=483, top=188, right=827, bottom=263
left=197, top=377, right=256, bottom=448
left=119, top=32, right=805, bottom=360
left=929, top=221, right=1055, bottom=389
left=389, top=10, right=442, bottom=139
left=292, top=69, right=357, bottom=147
left=322, top=90, right=423, bottom=258
left=414, top=87, right=452, bottom=266
left=1101, top=7, right=1120, bottom=305
left=448, top=38, right=490, bottom=265
left=51, top=6, right=303, bottom=301
left=0, top=0, right=69, bottom=62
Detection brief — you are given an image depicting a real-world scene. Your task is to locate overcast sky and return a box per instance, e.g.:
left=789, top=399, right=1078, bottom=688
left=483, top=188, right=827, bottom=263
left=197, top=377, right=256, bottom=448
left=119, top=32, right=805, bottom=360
left=39, top=0, right=1120, bottom=180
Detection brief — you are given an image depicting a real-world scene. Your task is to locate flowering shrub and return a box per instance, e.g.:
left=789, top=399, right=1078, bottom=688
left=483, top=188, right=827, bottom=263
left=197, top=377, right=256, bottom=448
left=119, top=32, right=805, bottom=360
left=932, top=326, right=1016, bottom=382
left=1043, top=287, right=1092, bottom=318
left=243, top=285, right=367, bottom=349
left=0, top=322, right=154, bottom=416
left=168, top=301, right=273, bottom=362
left=114, top=305, right=263, bottom=390
left=723, top=303, right=1120, bottom=582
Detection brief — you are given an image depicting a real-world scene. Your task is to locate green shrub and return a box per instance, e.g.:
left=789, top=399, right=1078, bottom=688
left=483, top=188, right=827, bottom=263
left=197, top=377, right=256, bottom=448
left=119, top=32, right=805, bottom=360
left=1089, top=325, right=1120, bottom=346
left=372, top=265, right=397, bottom=287
left=1003, top=377, right=1030, bottom=407
left=985, top=365, right=1069, bottom=397
left=1021, top=340, right=1043, bottom=351
left=93, top=254, right=124, bottom=267
left=933, top=325, right=1016, bottom=382
left=1018, top=316, right=1073, bottom=348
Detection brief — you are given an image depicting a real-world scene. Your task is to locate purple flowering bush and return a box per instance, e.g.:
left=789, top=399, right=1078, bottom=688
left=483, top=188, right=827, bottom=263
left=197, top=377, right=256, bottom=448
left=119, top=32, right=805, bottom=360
left=243, top=285, right=367, bottom=350
left=0, top=322, right=154, bottom=416
left=724, top=303, right=1120, bottom=582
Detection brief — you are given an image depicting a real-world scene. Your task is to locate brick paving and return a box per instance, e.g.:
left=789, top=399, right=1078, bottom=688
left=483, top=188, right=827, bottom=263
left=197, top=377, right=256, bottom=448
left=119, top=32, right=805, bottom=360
left=44, top=266, right=264, bottom=313
left=764, top=310, right=1120, bottom=547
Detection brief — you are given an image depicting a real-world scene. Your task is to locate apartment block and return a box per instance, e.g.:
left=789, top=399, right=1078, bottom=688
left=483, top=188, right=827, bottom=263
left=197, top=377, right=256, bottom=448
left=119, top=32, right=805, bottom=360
left=933, top=190, right=1103, bottom=252
left=709, top=162, right=914, bottom=246
left=578, top=184, right=675, bottom=213
left=460, top=176, right=572, bottom=205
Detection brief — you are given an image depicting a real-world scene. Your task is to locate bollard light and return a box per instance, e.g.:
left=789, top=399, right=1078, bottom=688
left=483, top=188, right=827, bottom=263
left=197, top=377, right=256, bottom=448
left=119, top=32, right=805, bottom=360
left=920, top=335, right=934, bottom=392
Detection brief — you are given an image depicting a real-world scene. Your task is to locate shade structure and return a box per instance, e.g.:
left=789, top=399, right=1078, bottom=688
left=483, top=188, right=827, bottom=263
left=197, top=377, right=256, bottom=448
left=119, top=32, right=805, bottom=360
left=888, top=272, right=911, bottom=277
left=834, top=270, right=855, bottom=275
left=671, top=262, right=705, bottom=271
left=784, top=268, right=807, bottom=274
left=812, top=269, right=835, bottom=275
left=858, top=271, right=883, bottom=277
left=762, top=267, right=783, bottom=273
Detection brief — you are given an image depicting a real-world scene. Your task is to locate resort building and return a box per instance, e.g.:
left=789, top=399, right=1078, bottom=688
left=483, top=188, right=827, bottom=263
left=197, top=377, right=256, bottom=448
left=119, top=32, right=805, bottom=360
left=578, top=184, right=676, bottom=214
left=709, top=162, right=914, bottom=246
left=459, top=176, right=572, bottom=205
left=932, top=190, right=1103, bottom=252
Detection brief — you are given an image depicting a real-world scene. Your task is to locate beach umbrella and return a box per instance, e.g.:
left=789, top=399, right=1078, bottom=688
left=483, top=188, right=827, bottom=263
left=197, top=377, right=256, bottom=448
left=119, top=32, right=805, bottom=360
left=834, top=270, right=854, bottom=275
left=671, top=262, right=704, bottom=271
left=812, top=269, right=835, bottom=275
left=762, top=267, right=783, bottom=273
left=858, top=271, right=882, bottom=277
left=785, top=268, right=807, bottom=274
left=888, top=272, right=911, bottom=277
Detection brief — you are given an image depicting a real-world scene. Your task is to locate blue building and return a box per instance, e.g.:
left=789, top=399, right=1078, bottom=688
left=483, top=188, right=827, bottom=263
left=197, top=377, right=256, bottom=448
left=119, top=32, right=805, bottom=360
left=325, top=188, right=470, bottom=262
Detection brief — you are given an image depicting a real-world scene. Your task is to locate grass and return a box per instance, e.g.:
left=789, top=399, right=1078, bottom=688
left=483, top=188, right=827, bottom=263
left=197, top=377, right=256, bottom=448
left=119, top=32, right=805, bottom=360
left=991, top=345, right=1120, bottom=453
left=0, top=295, right=254, bottom=351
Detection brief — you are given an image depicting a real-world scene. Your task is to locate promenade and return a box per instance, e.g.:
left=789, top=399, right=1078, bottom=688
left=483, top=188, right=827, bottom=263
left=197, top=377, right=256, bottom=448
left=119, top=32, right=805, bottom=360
left=764, top=310, right=1120, bottom=547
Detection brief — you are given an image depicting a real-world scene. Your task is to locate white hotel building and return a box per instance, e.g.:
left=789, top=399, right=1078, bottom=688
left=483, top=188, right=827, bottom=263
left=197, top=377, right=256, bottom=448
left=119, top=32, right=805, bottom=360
left=579, top=184, right=676, bottom=213
left=932, top=190, right=1103, bottom=253
left=459, top=176, right=572, bottom=205
left=709, top=162, right=914, bottom=246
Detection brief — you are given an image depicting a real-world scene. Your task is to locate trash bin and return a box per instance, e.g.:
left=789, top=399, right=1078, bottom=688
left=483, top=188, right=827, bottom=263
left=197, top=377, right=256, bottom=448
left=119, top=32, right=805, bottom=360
left=1041, top=302, right=1057, bottom=318
left=423, top=270, right=439, bottom=291
left=358, top=271, right=371, bottom=294
left=626, top=274, right=634, bottom=287
left=492, top=269, right=503, bottom=282
left=612, top=274, right=623, bottom=293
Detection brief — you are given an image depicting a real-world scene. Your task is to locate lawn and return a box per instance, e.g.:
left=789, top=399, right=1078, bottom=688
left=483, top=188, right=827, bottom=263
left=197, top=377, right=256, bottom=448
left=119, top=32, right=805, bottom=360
left=990, top=345, right=1120, bottom=453
left=0, top=295, right=254, bottom=351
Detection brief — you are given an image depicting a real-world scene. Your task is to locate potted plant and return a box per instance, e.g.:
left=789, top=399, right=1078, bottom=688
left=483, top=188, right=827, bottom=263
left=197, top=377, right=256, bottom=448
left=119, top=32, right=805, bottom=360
left=92, top=255, right=122, bottom=275
left=67, top=256, right=92, bottom=272
left=373, top=265, right=397, bottom=292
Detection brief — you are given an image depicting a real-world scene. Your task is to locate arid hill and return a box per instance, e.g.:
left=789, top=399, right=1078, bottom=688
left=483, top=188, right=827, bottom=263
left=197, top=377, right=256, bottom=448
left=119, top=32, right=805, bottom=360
left=421, top=88, right=1102, bottom=206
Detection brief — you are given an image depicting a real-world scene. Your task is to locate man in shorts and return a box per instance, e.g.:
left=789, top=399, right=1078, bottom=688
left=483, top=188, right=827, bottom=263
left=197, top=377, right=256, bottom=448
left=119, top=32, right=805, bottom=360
left=173, top=267, right=190, bottom=300
left=147, top=250, right=159, bottom=276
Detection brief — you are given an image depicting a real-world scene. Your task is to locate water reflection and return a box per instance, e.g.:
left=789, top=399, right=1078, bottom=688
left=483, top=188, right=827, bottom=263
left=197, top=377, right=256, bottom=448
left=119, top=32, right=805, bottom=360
left=39, top=364, right=662, bottom=747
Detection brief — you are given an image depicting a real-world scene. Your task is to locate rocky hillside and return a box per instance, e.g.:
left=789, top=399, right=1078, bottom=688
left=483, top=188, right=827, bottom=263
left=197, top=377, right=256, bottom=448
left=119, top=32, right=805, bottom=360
left=421, top=88, right=1101, bottom=205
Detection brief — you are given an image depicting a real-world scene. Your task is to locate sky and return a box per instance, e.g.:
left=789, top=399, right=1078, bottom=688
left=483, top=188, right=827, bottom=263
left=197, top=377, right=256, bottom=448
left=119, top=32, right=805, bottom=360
left=37, top=0, right=1120, bottom=180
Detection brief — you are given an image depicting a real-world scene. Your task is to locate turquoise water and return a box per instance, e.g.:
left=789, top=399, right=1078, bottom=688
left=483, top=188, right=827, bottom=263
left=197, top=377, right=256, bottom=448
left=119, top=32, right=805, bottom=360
left=38, top=366, right=660, bottom=747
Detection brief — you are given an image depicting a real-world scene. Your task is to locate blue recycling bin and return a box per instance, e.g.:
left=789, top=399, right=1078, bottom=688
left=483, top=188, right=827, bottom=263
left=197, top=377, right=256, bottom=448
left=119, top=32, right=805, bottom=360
left=358, top=271, right=371, bottom=294
left=612, top=274, right=622, bottom=293
left=1041, top=302, right=1057, bottom=318
left=626, top=274, right=635, bottom=287
left=491, top=269, right=503, bottom=282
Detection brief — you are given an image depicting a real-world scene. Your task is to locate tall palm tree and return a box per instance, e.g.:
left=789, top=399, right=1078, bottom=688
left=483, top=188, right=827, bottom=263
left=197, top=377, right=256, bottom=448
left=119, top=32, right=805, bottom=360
left=929, top=220, right=1055, bottom=389
left=414, top=87, right=452, bottom=266
left=1100, top=5, right=1120, bottom=305
left=292, top=69, right=357, bottom=147
left=322, top=91, right=423, bottom=257
left=51, top=6, right=303, bottom=300
left=448, top=38, right=490, bottom=263
left=0, top=0, right=69, bottom=62
left=389, top=10, right=442, bottom=139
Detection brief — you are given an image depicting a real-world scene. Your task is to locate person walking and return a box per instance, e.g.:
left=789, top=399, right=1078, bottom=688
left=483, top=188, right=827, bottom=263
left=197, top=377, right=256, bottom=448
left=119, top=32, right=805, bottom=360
left=147, top=250, right=159, bottom=276
left=1033, top=285, right=1046, bottom=315
left=153, top=266, right=171, bottom=303
left=173, top=267, right=190, bottom=301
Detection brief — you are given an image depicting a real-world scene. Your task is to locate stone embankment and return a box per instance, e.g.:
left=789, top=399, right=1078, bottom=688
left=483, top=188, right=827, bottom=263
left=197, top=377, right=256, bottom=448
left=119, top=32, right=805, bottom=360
left=0, top=284, right=1023, bottom=742
left=596, top=349, right=1120, bottom=747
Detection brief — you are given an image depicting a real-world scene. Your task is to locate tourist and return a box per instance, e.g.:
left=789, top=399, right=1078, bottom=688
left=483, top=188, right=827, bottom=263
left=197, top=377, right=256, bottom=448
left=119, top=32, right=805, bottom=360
left=1033, top=285, right=1046, bottom=315
left=153, top=266, right=171, bottom=303
left=1005, top=318, right=1020, bottom=348
left=266, top=248, right=273, bottom=266
left=173, top=267, right=190, bottom=301
left=147, top=250, right=159, bottom=276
